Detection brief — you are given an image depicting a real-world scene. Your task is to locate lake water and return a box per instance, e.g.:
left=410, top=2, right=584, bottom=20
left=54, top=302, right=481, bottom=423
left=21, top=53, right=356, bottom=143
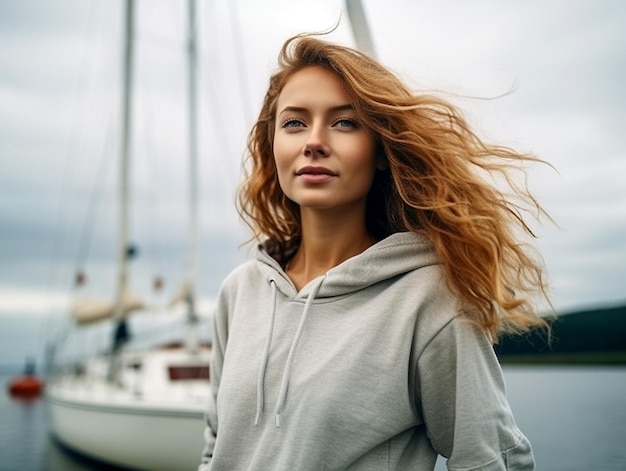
left=1, top=366, right=625, bottom=470
left=436, top=366, right=626, bottom=470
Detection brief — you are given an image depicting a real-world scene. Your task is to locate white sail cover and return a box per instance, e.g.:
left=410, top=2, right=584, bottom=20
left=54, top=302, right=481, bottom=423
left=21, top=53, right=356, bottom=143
left=72, top=288, right=146, bottom=325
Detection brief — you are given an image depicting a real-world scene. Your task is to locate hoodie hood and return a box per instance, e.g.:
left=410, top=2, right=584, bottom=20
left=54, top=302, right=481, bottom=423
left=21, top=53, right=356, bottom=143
left=256, top=232, right=440, bottom=299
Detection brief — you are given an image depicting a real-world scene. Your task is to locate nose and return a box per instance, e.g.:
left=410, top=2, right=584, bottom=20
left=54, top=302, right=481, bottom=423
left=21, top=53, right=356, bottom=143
left=303, top=125, right=329, bottom=158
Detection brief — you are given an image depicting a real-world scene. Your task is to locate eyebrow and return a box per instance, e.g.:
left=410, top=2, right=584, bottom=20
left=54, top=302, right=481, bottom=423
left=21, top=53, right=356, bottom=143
left=278, top=104, right=355, bottom=115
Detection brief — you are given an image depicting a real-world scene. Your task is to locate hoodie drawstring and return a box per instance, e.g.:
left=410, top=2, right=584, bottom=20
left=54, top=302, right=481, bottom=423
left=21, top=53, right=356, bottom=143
left=254, top=275, right=327, bottom=427
left=274, top=274, right=326, bottom=427
left=254, top=280, right=278, bottom=425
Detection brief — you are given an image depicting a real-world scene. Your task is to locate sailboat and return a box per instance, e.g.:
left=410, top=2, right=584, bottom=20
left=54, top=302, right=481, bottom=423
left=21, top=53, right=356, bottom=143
left=45, top=1, right=212, bottom=470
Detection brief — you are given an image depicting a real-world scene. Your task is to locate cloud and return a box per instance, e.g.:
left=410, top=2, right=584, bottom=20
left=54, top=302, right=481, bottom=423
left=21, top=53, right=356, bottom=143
left=0, top=286, right=70, bottom=317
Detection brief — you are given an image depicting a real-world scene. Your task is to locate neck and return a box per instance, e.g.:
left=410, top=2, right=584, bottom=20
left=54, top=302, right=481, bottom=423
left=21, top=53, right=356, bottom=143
left=286, top=207, right=375, bottom=290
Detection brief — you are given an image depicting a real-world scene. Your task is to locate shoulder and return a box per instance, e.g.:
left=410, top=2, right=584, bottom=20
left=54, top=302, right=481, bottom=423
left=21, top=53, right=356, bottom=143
left=400, top=265, right=484, bottom=355
left=213, top=260, right=261, bottom=311
left=218, top=259, right=259, bottom=293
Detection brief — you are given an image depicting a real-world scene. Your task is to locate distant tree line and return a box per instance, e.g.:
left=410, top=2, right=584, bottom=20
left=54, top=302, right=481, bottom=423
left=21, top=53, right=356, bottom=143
left=495, top=304, right=626, bottom=359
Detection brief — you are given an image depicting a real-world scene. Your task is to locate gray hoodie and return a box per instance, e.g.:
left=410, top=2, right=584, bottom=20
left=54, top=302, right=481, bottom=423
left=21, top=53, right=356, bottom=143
left=199, top=232, right=534, bottom=470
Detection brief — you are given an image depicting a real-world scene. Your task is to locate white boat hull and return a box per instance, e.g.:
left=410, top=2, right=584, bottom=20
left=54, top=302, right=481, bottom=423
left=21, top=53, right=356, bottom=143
left=46, top=347, right=211, bottom=471
left=47, top=391, right=206, bottom=471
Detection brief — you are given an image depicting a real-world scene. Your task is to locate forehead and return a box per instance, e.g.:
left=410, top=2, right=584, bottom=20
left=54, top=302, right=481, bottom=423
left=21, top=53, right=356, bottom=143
left=276, top=66, right=352, bottom=110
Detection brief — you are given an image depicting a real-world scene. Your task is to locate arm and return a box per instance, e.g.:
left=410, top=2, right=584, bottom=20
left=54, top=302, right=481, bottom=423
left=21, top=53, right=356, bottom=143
left=417, top=316, right=534, bottom=470
left=198, top=293, right=228, bottom=471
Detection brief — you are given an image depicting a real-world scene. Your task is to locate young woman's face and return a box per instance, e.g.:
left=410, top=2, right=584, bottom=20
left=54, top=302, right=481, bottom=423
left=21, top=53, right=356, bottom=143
left=273, top=66, right=379, bottom=213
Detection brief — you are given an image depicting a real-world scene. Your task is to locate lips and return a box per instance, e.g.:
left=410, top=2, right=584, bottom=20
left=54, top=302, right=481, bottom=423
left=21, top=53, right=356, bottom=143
left=295, top=166, right=337, bottom=176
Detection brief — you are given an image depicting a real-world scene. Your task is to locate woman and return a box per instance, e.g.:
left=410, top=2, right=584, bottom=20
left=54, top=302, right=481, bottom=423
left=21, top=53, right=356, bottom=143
left=199, top=34, right=550, bottom=471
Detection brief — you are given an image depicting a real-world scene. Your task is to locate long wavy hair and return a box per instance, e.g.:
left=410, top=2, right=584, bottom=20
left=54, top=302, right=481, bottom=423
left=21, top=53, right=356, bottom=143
left=238, top=34, right=552, bottom=338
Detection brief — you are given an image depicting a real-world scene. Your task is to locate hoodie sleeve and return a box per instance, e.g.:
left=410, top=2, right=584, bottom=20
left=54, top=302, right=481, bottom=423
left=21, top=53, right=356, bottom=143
left=198, top=292, right=229, bottom=471
left=417, top=316, right=535, bottom=470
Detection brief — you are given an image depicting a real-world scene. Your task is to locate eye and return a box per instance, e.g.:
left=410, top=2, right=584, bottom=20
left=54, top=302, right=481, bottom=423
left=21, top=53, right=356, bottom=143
left=281, top=118, right=306, bottom=128
left=333, top=118, right=358, bottom=129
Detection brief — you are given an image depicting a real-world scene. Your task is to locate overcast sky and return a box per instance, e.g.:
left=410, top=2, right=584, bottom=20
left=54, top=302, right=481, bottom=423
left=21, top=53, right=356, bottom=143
left=1, top=0, right=625, bottom=340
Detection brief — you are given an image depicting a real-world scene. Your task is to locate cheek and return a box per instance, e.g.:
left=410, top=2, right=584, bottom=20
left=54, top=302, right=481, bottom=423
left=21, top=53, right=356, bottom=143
left=272, top=144, right=285, bottom=172
left=272, top=135, right=300, bottom=176
left=352, top=142, right=378, bottom=180
left=272, top=147, right=290, bottom=191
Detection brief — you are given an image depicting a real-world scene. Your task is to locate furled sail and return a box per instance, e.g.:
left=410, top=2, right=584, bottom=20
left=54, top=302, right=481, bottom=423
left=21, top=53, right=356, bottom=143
left=167, top=278, right=191, bottom=308
left=72, top=288, right=145, bottom=325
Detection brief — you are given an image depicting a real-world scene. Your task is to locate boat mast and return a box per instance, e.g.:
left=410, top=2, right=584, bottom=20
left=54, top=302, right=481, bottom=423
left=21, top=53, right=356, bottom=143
left=113, top=0, right=135, bottom=349
left=345, top=0, right=376, bottom=58
left=186, top=0, right=200, bottom=352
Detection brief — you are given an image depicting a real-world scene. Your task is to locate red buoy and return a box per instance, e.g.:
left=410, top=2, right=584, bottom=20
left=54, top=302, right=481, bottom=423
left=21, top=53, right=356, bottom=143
left=7, top=358, right=44, bottom=398
left=8, top=375, right=44, bottom=397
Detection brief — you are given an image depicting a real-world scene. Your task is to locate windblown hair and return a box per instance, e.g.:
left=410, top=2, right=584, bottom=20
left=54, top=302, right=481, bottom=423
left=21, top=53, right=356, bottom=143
left=238, top=34, right=552, bottom=339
